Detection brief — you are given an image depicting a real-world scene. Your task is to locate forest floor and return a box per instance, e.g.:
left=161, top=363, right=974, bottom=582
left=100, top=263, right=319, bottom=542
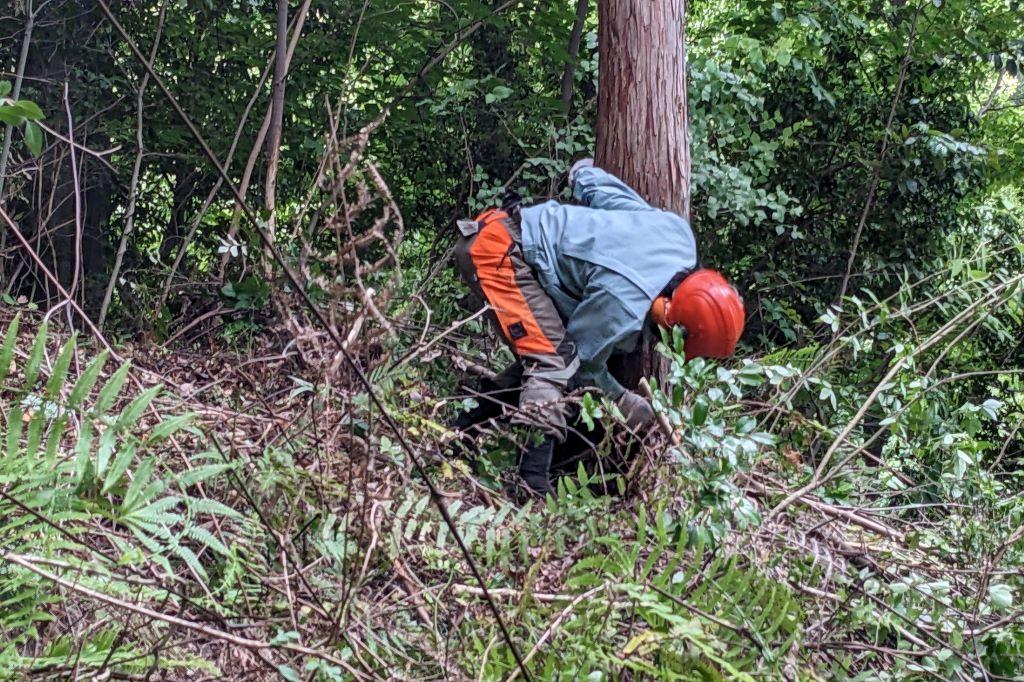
left=1, top=300, right=1019, bottom=679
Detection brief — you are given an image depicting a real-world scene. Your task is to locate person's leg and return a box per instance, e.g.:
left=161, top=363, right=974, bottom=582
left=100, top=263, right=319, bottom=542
left=455, top=210, right=578, bottom=492
left=451, top=363, right=523, bottom=435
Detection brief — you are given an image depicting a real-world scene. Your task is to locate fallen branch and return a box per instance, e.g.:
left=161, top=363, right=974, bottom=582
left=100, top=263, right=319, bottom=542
left=3, top=551, right=371, bottom=680
left=743, top=475, right=904, bottom=542
left=502, top=583, right=607, bottom=682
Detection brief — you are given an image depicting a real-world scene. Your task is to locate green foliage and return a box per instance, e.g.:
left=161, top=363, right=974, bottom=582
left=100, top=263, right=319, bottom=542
left=0, top=0, right=1022, bottom=678
left=0, top=318, right=243, bottom=676
left=0, top=82, right=44, bottom=157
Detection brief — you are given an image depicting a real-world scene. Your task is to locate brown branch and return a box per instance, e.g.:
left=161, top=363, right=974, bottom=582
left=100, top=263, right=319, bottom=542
left=263, top=0, right=289, bottom=260
left=98, top=0, right=167, bottom=329
left=219, top=0, right=314, bottom=279
left=834, top=8, right=921, bottom=311
left=93, top=4, right=534, bottom=676
left=502, top=583, right=606, bottom=682
left=2, top=552, right=371, bottom=680
left=0, top=204, right=123, bottom=362
left=0, top=0, right=48, bottom=202
left=560, top=0, right=589, bottom=113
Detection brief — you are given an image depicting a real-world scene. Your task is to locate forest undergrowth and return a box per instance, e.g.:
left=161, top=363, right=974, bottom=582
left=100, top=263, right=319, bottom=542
left=2, top=1, right=1024, bottom=679
left=2, top=225, right=1022, bottom=679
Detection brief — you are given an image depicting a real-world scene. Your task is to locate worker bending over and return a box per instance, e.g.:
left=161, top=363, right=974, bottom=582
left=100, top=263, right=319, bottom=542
left=454, top=160, right=745, bottom=495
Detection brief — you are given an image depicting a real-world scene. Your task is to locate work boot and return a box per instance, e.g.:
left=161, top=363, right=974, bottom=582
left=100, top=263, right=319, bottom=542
left=519, top=435, right=556, bottom=496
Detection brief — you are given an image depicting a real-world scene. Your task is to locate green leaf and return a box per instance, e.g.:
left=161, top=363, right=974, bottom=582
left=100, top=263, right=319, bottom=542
left=68, top=351, right=109, bottom=409
left=95, top=362, right=132, bottom=414
left=44, top=335, right=77, bottom=398
left=114, top=385, right=161, bottom=432
left=0, top=313, right=20, bottom=386
left=188, top=497, right=243, bottom=519
left=74, top=421, right=95, bottom=483
left=177, top=463, right=233, bottom=489
left=102, top=442, right=138, bottom=494
left=5, top=406, right=24, bottom=461
left=185, top=525, right=230, bottom=556
left=271, top=630, right=301, bottom=646
left=692, top=396, right=709, bottom=427
left=0, top=81, right=12, bottom=98
left=9, top=100, right=44, bottom=121
left=171, top=542, right=208, bottom=581
left=0, top=107, right=23, bottom=126
left=486, top=85, right=513, bottom=104
left=146, top=413, right=194, bottom=444
left=23, top=323, right=49, bottom=387
left=980, top=399, right=1001, bottom=420
left=128, top=497, right=182, bottom=526
left=990, top=584, right=1013, bottom=611
left=23, top=121, right=42, bottom=157
left=277, top=665, right=301, bottom=682
left=96, top=427, right=117, bottom=478
left=123, top=457, right=154, bottom=511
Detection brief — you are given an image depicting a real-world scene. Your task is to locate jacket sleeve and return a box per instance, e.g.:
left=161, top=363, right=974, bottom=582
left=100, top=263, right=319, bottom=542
left=572, top=166, right=653, bottom=212
left=565, top=281, right=644, bottom=401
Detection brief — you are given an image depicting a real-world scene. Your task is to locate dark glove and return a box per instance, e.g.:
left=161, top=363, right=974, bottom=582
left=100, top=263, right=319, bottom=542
left=447, top=397, right=501, bottom=459
left=519, top=434, right=555, bottom=496
left=616, top=390, right=655, bottom=432
left=451, top=397, right=504, bottom=432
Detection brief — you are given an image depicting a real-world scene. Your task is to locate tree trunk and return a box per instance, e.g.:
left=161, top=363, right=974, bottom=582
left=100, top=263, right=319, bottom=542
left=11, top=2, right=117, bottom=320
left=469, top=17, right=516, bottom=182
left=263, top=0, right=289, bottom=263
left=596, top=0, right=690, bottom=389
left=595, top=0, right=690, bottom=218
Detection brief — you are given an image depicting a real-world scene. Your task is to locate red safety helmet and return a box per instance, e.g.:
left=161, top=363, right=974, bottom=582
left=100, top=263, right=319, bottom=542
left=651, top=269, right=745, bottom=360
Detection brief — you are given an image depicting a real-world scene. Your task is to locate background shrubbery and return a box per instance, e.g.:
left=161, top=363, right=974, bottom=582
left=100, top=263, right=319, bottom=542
left=1, top=0, right=1023, bottom=678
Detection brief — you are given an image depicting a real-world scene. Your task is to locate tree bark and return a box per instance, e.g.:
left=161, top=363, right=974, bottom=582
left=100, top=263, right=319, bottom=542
left=596, top=0, right=690, bottom=388
left=595, top=0, right=690, bottom=219
left=469, top=17, right=515, bottom=182
left=0, top=0, right=38, bottom=205
left=264, top=0, right=289, bottom=257
left=12, top=2, right=117, bottom=320
left=218, top=0, right=312, bottom=281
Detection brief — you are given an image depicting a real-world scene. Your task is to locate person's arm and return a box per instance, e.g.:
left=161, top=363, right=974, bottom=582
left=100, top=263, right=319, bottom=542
left=565, top=284, right=643, bottom=401
left=572, top=164, right=652, bottom=212
left=582, top=346, right=628, bottom=400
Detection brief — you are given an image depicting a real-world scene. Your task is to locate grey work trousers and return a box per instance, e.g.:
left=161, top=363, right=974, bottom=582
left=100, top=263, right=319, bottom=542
left=454, top=208, right=579, bottom=440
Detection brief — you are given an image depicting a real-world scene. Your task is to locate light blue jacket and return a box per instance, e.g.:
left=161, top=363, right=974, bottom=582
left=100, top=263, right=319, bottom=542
left=519, top=167, right=698, bottom=398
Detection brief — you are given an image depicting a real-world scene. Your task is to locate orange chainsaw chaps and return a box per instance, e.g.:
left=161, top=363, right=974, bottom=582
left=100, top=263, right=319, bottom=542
left=469, top=213, right=557, bottom=357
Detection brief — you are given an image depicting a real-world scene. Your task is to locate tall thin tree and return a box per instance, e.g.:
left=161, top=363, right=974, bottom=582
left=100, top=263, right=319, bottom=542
left=264, top=0, right=289, bottom=258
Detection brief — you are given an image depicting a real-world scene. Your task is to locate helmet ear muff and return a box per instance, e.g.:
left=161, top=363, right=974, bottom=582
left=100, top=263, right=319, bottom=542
left=651, top=296, right=672, bottom=328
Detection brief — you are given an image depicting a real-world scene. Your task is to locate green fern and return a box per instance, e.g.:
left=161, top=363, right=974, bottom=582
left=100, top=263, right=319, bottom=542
left=566, top=505, right=802, bottom=678
left=0, top=319, right=242, bottom=676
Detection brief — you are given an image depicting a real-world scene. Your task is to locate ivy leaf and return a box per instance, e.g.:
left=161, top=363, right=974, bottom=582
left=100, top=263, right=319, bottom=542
left=9, top=100, right=44, bottom=121
left=277, top=665, right=301, bottom=682
left=990, top=584, right=1013, bottom=611
left=24, top=121, right=42, bottom=157
left=774, top=37, right=794, bottom=67
left=485, top=85, right=513, bottom=104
